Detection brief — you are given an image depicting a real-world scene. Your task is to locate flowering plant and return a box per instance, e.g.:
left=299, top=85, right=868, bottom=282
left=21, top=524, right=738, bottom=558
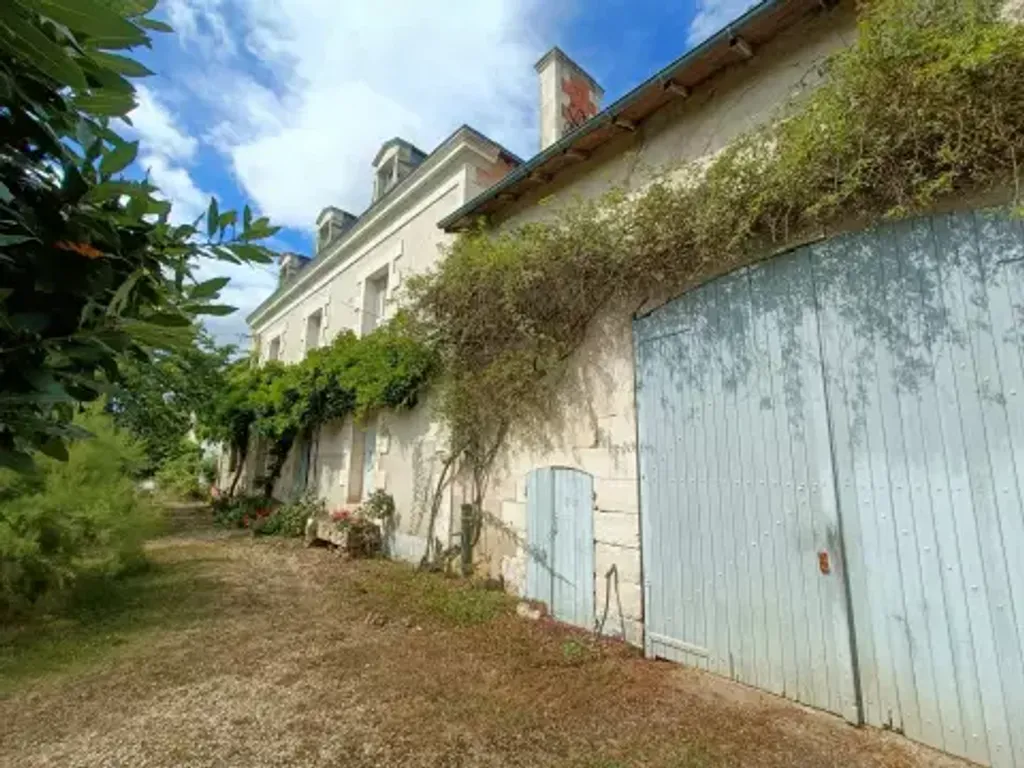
left=243, top=506, right=272, bottom=529
left=212, top=493, right=276, bottom=529
left=330, top=508, right=354, bottom=529
left=328, top=507, right=382, bottom=557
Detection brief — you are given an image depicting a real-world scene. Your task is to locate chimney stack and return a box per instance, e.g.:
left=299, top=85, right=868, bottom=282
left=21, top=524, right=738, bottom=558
left=535, top=47, right=603, bottom=151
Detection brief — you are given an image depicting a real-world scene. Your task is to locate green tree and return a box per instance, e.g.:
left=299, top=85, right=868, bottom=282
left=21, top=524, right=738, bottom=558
left=0, top=406, right=159, bottom=615
left=110, top=332, right=235, bottom=473
left=0, top=0, right=279, bottom=471
left=204, top=359, right=261, bottom=496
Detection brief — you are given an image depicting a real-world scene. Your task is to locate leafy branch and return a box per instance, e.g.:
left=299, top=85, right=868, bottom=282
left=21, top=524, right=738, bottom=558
left=0, top=0, right=280, bottom=469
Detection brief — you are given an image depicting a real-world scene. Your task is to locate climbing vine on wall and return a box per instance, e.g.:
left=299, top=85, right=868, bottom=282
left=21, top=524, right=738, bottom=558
left=207, top=313, right=437, bottom=496
left=406, top=0, right=1024, bottom=501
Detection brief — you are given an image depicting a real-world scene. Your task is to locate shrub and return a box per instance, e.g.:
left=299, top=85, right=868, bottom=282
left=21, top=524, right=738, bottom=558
left=208, top=314, right=437, bottom=497
left=358, top=489, right=395, bottom=523
left=154, top=440, right=207, bottom=500
left=257, top=492, right=321, bottom=538
left=200, top=455, right=218, bottom=487
left=210, top=491, right=318, bottom=537
left=330, top=508, right=383, bottom=557
left=0, top=409, right=160, bottom=616
left=211, top=493, right=274, bottom=529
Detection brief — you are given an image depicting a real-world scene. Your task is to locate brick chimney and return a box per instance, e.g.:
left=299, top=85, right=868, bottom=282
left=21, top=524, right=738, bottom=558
left=535, top=47, right=604, bottom=151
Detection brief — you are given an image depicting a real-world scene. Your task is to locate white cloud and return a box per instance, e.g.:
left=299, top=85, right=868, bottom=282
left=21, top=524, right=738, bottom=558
left=124, top=86, right=209, bottom=225
left=140, top=153, right=207, bottom=224
left=164, top=0, right=236, bottom=58
left=688, top=0, right=760, bottom=45
left=227, top=82, right=422, bottom=226
left=124, top=84, right=267, bottom=343
left=174, top=0, right=552, bottom=230
left=135, top=149, right=261, bottom=344
left=139, top=0, right=564, bottom=342
left=128, top=85, right=198, bottom=162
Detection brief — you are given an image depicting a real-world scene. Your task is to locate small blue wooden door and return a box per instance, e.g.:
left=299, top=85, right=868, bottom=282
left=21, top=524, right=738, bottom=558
left=525, top=467, right=594, bottom=628
left=292, top=437, right=312, bottom=499
left=361, top=426, right=376, bottom=500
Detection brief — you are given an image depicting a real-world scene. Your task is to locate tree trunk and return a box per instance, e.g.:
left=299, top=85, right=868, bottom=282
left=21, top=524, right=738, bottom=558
left=228, top=445, right=247, bottom=497
left=460, top=503, right=475, bottom=576
left=262, top=433, right=296, bottom=499
left=419, top=448, right=461, bottom=569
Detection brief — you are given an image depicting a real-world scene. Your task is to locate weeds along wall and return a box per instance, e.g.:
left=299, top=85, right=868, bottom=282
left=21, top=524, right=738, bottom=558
left=406, top=0, right=1024, bottom=636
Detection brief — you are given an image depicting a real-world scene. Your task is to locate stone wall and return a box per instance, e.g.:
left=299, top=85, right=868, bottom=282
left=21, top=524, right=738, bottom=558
left=476, top=4, right=858, bottom=647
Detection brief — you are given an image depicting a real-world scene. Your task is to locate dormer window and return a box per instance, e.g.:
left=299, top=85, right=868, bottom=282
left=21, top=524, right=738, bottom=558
left=375, top=159, right=397, bottom=200
left=315, top=207, right=357, bottom=254
left=278, top=252, right=310, bottom=286
left=371, top=138, right=426, bottom=202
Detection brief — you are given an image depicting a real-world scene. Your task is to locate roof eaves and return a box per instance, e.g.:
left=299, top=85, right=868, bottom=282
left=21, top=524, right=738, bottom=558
left=247, top=124, right=521, bottom=326
left=439, top=0, right=806, bottom=232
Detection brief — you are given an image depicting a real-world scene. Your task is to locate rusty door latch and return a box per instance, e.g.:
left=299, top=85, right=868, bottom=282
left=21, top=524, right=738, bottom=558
left=818, top=550, right=831, bottom=575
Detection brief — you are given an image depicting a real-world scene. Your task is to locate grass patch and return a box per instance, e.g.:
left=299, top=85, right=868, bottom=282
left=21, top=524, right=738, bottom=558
left=352, top=560, right=514, bottom=627
left=579, top=744, right=721, bottom=768
left=0, top=555, right=219, bottom=696
left=0, top=536, right=942, bottom=767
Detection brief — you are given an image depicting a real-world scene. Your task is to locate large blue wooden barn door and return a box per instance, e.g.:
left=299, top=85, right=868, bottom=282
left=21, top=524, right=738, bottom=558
left=635, top=208, right=1024, bottom=768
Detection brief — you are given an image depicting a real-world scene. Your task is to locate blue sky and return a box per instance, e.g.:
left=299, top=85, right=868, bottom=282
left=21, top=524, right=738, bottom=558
left=124, top=0, right=754, bottom=346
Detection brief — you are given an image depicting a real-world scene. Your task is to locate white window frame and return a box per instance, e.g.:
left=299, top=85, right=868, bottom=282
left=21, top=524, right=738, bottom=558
left=360, top=266, right=390, bottom=336
left=304, top=308, right=324, bottom=354
left=266, top=335, right=282, bottom=362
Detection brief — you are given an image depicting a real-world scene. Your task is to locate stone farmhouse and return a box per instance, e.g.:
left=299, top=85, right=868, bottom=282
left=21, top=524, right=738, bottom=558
left=228, top=3, right=1024, bottom=765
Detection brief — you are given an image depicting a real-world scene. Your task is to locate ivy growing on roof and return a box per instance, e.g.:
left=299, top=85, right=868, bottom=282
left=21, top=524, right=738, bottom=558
left=406, top=0, right=1024, bottom=534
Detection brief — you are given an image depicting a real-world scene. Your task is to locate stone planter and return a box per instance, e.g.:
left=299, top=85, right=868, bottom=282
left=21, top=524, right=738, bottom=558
left=311, top=512, right=383, bottom=557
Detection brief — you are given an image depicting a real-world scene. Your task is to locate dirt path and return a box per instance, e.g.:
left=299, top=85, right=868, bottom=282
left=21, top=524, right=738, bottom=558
left=0, top=531, right=968, bottom=768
